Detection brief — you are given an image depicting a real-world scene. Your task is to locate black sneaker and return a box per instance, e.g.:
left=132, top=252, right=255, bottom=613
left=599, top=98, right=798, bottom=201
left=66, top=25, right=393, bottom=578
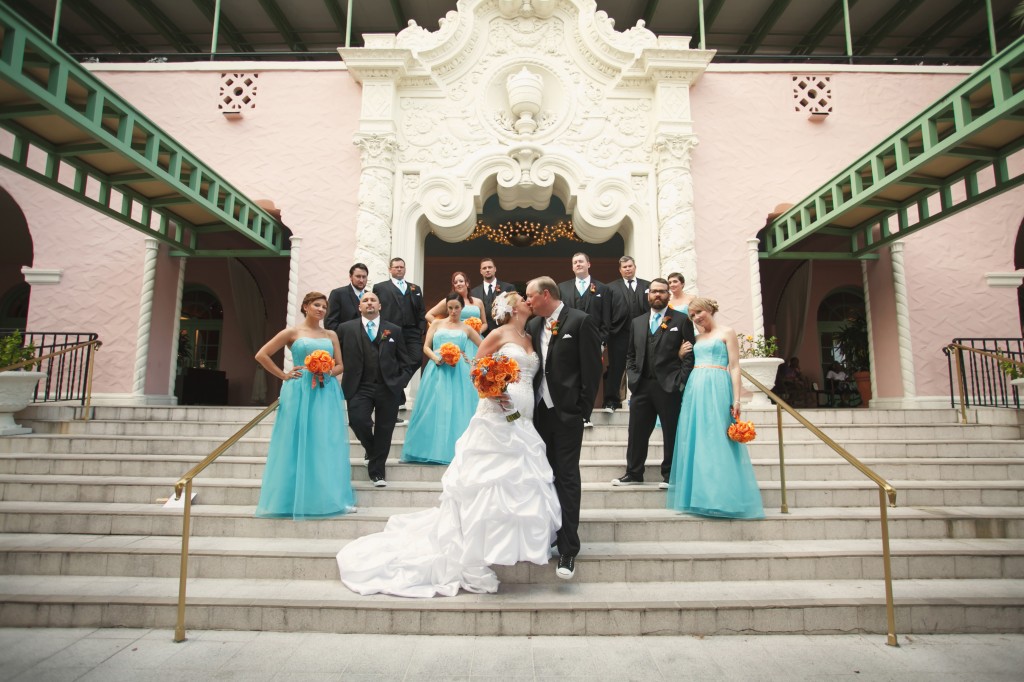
left=556, top=554, right=576, bottom=579
left=612, top=473, right=643, bottom=486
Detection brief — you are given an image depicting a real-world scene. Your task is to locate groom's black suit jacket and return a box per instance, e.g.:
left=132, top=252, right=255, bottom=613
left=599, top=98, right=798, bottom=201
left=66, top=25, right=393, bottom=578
left=528, top=305, right=603, bottom=423
left=625, top=308, right=696, bottom=394
left=337, top=318, right=414, bottom=397
left=470, top=279, right=515, bottom=334
left=325, top=284, right=363, bottom=334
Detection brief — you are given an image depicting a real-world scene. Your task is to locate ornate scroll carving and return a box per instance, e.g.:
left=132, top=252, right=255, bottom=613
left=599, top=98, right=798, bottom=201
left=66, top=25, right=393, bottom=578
left=353, top=133, right=398, bottom=279
left=654, top=134, right=699, bottom=281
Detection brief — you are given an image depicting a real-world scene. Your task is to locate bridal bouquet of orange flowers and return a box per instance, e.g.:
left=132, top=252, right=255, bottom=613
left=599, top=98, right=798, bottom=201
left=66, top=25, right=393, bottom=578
left=727, top=419, right=756, bottom=443
left=471, top=353, right=521, bottom=421
left=464, top=316, right=483, bottom=333
left=438, top=342, right=462, bottom=366
left=304, top=349, right=334, bottom=388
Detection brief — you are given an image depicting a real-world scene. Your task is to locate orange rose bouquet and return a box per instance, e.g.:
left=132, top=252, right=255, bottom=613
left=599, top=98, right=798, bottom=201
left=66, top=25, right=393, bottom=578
left=471, top=353, right=522, bottom=421
left=304, top=349, right=335, bottom=388
left=727, top=419, right=756, bottom=443
left=464, top=316, right=483, bottom=333
left=438, top=342, right=462, bottom=367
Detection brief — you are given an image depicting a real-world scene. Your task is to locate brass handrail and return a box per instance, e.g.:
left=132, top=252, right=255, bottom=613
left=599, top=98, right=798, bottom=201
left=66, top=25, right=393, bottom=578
left=944, top=343, right=1022, bottom=424
left=0, top=339, right=102, bottom=421
left=172, top=399, right=279, bottom=643
left=741, top=369, right=899, bottom=647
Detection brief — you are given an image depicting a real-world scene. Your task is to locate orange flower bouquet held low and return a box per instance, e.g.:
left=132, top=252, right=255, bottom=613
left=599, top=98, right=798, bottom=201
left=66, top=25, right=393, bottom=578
left=471, top=353, right=522, bottom=422
left=727, top=419, right=756, bottom=443
left=438, top=342, right=462, bottom=366
left=464, top=317, right=483, bottom=333
left=304, top=349, right=335, bottom=388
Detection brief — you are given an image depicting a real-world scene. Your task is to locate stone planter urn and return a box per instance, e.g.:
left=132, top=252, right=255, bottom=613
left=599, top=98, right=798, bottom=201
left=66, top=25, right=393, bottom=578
left=506, top=67, right=544, bottom=134
left=739, top=357, right=784, bottom=407
left=0, top=371, right=45, bottom=435
left=1010, top=377, right=1024, bottom=388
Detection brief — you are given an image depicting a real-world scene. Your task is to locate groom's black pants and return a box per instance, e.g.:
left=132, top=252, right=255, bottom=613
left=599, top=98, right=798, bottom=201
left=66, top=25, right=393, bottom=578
left=347, top=382, right=400, bottom=480
left=535, top=403, right=583, bottom=557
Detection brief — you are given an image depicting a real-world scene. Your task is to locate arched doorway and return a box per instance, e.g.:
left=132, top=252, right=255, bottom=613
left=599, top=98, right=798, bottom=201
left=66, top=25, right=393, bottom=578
left=816, top=288, right=866, bottom=378
left=176, top=284, right=227, bottom=405
left=0, top=186, right=32, bottom=330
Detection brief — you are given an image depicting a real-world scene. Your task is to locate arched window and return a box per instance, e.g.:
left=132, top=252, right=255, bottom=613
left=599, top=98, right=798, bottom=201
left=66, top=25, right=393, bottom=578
left=0, top=282, right=30, bottom=331
left=179, top=285, right=224, bottom=370
left=816, top=288, right=865, bottom=377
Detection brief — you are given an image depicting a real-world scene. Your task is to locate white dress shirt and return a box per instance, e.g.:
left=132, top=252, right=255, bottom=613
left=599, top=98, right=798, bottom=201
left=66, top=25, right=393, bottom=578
left=539, top=302, right=564, bottom=408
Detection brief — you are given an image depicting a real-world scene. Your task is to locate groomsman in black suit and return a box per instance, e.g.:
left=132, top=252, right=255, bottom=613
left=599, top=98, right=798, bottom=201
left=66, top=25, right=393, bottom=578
left=557, top=252, right=612, bottom=345
left=612, top=278, right=695, bottom=488
left=325, top=262, right=369, bottom=333
left=371, top=257, right=427, bottom=379
left=526, top=276, right=603, bottom=580
left=337, top=291, right=414, bottom=487
left=604, top=256, right=651, bottom=412
left=470, top=257, right=515, bottom=336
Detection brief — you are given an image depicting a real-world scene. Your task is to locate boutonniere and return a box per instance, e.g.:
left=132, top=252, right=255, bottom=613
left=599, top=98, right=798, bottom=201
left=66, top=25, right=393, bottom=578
left=547, top=320, right=559, bottom=336
left=495, top=285, right=501, bottom=293
left=409, top=284, right=417, bottom=293
left=380, top=329, right=392, bottom=340
left=661, top=315, right=672, bottom=330
left=589, top=283, right=596, bottom=294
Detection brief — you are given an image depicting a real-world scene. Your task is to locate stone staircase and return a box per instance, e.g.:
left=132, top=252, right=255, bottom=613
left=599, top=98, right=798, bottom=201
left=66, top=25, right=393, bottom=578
left=0, top=403, right=1021, bottom=636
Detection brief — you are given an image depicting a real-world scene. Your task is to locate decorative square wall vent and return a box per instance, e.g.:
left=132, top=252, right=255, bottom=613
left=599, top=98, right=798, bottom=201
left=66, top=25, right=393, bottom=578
left=792, top=75, right=832, bottom=114
left=219, top=73, right=258, bottom=113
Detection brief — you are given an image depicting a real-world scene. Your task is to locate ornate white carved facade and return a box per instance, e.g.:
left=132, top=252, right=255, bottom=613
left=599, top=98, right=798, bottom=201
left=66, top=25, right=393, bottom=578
left=339, top=0, right=713, bottom=284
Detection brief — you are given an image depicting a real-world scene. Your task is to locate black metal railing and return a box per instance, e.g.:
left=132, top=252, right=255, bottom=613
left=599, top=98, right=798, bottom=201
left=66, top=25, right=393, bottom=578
left=943, top=337, right=1024, bottom=409
left=0, top=330, right=99, bottom=405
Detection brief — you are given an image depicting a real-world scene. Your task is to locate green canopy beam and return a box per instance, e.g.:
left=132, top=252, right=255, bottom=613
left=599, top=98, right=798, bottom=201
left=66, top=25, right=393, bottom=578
left=854, top=0, right=925, bottom=56
left=189, top=0, right=254, bottom=52
left=791, top=0, right=856, bottom=56
left=68, top=0, right=148, bottom=54
left=125, top=0, right=201, bottom=53
left=5, top=0, right=89, bottom=53
left=257, top=0, right=307, bottom=52
left=762, top=33, right=1024, bottom=260
left=897, top=0, right=984, bottom=57
left=738, top=0, right=791, bottom=55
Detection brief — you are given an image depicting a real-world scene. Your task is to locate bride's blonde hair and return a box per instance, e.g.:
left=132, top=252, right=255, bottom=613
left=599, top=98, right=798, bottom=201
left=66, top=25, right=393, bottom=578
left=491, top=291, right=521, bottom=326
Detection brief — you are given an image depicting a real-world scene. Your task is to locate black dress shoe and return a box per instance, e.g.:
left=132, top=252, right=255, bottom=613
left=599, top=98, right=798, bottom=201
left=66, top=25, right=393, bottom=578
left=611, top=473, right=643, bottom=486
left=556, top=554, right=576, bottom=579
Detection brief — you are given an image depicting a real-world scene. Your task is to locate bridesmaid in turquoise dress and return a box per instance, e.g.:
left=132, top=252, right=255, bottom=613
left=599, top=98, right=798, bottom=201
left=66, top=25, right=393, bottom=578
left=667, top=271, right=694, bottom=316
left=254, top=291, right=355, bottom=519
left=402, top=293, right=483, bottom=464
left=425, top=271, right=488, bottom=336
left=668, top=296, right=764, bottom=519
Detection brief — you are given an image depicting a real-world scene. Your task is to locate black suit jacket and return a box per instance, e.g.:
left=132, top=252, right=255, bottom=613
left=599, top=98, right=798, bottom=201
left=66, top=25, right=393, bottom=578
left=325, top=285, right=363, bottom=333
left=625, top=309, right=696, bottom=394
left=608, top=278, right=651, bottom=337
left=558, top=278, right=612, bottom=344
left=372, top=280, right=427, bottom=334
left=528, top=305, right=603, bottom=423
left=337, top=318, right=414, bottom=396
left=470, top=279, right=515, bottom=332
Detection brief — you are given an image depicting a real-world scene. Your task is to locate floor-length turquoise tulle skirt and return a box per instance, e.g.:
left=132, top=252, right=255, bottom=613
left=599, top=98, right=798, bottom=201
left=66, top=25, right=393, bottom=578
left=255, top=337, right=355, bottom=519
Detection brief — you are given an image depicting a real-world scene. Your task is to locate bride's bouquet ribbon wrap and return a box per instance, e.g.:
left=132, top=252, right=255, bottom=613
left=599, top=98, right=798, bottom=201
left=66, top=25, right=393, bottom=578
left=438, top=342, right=463, bottom=366
left=303, top=349, right=334, bottom=388
left=471, top=353, right=522, bottom=422
left=727, top=419, right=756, bottom=443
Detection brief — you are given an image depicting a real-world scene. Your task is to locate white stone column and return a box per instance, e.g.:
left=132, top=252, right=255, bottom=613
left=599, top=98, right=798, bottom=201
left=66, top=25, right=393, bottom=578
left=284, top=235, right=302, bottom=370
left=653, top=134, right=699, bottom=286
left=166, top=256, right=186, bottom=402
left=352, top=133, right=398, bottom=282
left=889, top=241, right=916, bottom=399
left=132, top=238, right=159, bottom=400
left=861, top=260, right=878, bottom=403
left=746, top=237, right=764, bottom=337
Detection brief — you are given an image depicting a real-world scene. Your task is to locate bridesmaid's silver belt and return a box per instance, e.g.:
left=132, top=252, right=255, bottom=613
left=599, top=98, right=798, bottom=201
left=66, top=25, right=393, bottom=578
left=694, top=364, right=727, bottom=370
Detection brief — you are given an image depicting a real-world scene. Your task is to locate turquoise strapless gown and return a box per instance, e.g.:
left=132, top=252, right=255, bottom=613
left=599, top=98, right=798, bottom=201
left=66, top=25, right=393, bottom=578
left=402, top=328, right=479, bottom=465
left=255, top=337, right=355, bottom=519
left=667, top=337, right=764, bottom=519
left=461, top=304, right=482, bottom=357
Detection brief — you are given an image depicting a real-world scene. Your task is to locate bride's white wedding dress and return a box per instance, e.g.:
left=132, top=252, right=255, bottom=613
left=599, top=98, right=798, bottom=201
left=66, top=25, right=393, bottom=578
left=336, top=343, right=561, bottom=597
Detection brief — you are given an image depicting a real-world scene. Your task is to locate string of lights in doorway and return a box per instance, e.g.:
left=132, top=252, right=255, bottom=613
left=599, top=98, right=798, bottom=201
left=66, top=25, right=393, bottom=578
left=467, top=218, right=581, bottom=247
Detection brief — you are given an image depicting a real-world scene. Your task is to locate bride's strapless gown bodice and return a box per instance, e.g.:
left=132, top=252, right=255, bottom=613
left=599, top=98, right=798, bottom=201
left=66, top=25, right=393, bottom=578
left=337, top=342, right=559, bottom=598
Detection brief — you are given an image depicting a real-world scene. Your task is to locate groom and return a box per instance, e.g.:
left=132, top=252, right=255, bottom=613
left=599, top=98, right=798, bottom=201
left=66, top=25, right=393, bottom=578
left=525, top=276, right=602, bottom=579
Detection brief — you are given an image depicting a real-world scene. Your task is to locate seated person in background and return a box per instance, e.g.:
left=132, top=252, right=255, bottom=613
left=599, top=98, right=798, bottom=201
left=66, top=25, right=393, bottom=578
left=825, top=361, right=852, bottom=406
left=781, top=356, right=814, bottom=408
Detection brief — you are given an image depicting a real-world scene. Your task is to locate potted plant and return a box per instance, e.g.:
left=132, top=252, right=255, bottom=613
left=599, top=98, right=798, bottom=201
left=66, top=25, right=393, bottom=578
left=738, top=332, right=782, bottom=407
left=997, top=351, right=1024, bottom=387
left=0, top=330, right=45, bottom=435
left=833, top=315, right=871, bottom=405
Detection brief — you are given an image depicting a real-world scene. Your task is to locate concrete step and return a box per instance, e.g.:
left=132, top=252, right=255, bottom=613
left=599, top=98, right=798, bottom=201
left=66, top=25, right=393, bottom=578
left=1, top=474, right=1020, bottom=508
left=0, top=574, right=1021, bottom=635
left=1, top=453, right=1020, bottom=483
left=4, top=433, right=1023, bottom=459
left=2, top=534, right=1020, bottom=583
left=2, top=502, right=1021, bottom=541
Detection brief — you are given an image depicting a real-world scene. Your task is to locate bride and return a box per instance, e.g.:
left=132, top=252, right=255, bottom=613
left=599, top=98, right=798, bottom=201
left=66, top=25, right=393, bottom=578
left=336, top=291, right=561, bottom=597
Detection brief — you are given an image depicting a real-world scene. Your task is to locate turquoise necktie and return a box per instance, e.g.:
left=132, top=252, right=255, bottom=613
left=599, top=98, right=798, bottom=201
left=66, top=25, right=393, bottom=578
left=650, top=312, right=661, bottom=334
left=367, top=320, right=376, bottom=341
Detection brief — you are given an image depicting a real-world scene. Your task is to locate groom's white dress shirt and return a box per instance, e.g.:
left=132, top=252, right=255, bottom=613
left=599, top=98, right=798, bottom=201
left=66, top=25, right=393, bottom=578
left=539, top=302, right=564, bottom=409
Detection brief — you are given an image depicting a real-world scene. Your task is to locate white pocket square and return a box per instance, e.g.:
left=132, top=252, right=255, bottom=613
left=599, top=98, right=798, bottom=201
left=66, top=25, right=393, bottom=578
left=669, top=326, right=679, bottom=332
left=388, top=338, right=395, bottom=343
left=562, top=333, right=573, bottom=340
left=644, top=288, right=650, bottom=294
left=595, top=293, right=602, bottom=297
